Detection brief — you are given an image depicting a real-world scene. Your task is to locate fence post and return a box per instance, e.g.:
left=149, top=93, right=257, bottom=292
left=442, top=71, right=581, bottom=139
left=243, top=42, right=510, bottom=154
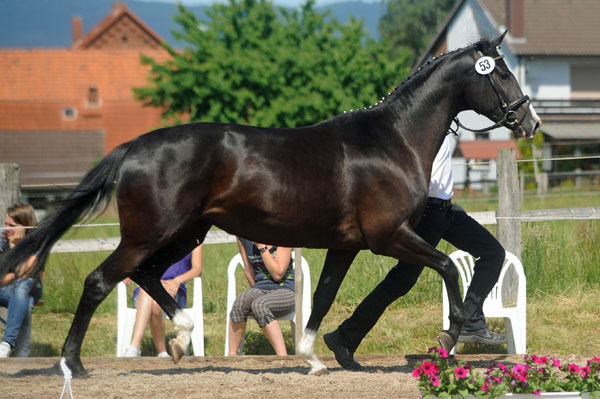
left=497, top=149, right=522, bottom=259
left=0, top=164, right=21, bottom=226
left=294, top=247, right=303, bottom=354
left=496, top=149, right=521, bottom=305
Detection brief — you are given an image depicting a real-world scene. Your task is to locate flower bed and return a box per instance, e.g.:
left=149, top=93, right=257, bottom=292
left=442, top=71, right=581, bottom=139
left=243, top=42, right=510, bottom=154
left=413, top=347, right=600, bottom=398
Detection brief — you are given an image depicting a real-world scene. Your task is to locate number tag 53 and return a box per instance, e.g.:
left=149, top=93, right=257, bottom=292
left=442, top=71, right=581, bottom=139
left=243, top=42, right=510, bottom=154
left=475, top=56, right=496, bottom=75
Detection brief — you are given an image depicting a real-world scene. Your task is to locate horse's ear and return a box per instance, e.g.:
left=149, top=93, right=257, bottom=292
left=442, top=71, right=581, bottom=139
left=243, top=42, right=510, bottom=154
left=492, top=30, right=508, bottom=47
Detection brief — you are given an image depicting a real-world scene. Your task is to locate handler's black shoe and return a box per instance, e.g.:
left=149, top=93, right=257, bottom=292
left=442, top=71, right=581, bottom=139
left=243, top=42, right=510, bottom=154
left=457, top=327, right=507, bottom=345
left=323, top=330, right=363, bottom=371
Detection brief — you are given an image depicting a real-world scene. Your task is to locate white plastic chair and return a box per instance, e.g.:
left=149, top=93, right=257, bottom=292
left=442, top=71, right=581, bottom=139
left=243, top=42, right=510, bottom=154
left=442, top=250, right=526, bottom=354
left=116, top=277, right=204, bottom=357
left=224, top=252, right=311, bottom=356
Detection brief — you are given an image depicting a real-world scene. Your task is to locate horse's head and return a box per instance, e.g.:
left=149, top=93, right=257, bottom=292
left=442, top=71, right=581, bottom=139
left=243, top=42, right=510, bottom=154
left=461, top=31, right=541, bottom=139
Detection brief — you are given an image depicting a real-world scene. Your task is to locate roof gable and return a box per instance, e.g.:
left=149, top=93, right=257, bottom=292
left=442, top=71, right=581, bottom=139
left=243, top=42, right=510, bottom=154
left=72, top=3, right=164, bottom=50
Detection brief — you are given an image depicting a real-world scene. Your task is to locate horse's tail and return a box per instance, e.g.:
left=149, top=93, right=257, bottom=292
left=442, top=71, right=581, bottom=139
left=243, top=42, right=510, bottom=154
left=0, top=140, right=134, bottom=281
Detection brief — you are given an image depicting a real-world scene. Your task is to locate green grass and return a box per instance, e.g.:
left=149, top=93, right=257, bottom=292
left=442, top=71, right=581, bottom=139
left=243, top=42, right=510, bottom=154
left=10, top=193, right=600, bottom=357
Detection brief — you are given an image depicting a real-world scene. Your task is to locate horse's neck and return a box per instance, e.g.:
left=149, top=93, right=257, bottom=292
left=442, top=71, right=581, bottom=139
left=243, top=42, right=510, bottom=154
left=382, top=60, right=463, bottom=163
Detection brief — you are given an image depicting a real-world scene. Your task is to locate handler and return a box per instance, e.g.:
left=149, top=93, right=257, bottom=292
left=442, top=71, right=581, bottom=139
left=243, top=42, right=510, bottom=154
left=324, top=135, right=507, bottom=370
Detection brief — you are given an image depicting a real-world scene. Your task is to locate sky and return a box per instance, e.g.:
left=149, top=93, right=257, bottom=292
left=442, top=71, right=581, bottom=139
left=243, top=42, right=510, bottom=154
left=139, top=0, right=380, bottom=9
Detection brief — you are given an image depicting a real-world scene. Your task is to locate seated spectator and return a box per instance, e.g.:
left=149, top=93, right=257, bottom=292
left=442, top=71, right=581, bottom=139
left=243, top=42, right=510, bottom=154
left=123, top=244, right=203, bottom=357
left=227, top=238, right=294, bottom=356
left=0, top=202, right=42, bottom=358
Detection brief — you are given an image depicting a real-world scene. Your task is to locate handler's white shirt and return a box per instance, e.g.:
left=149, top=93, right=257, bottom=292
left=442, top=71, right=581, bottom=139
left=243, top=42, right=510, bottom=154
left=428, top=136, right=454, bottom=200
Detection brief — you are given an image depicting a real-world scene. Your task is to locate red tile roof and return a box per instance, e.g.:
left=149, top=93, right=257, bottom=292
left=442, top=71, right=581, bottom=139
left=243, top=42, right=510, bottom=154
left=455, top=140, right=522, bottom=160
left=0, top=49, right=169, bottom=101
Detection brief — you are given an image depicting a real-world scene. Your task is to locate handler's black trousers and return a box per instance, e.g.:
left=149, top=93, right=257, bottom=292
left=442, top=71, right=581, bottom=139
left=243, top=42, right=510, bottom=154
left=337, top=198, right=505, bottom=353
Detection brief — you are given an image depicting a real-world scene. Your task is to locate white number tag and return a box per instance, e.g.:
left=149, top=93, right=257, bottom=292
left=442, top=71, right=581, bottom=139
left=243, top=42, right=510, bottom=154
left=475, top=56, right=496, bottom=75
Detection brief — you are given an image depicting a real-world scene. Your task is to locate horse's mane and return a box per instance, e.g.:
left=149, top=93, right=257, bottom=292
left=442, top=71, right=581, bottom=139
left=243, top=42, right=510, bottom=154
left=332, top=37, right=495, bottom=118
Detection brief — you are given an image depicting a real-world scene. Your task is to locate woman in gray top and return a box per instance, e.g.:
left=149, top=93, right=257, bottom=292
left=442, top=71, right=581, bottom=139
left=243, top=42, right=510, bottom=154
left=228, top=237, right=294, bottom=355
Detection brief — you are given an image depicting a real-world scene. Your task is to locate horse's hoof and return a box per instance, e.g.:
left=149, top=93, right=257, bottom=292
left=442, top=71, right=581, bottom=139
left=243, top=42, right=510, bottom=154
left=437, top=330, right=456, bottom=352
left=53, top=359, right=89, bottom=378
left=169, top=338, right=185, bottom=364
left=309, top=366, right=330, bottom=376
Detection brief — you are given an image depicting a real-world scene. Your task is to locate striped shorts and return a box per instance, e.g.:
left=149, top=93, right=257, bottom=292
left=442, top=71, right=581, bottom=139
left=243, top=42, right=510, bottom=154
left=229, top=287, right=295, bottom=328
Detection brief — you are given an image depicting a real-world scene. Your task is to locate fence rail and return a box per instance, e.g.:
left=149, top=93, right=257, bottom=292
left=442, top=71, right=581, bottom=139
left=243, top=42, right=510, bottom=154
left=50, top=207, right=600, bottom=254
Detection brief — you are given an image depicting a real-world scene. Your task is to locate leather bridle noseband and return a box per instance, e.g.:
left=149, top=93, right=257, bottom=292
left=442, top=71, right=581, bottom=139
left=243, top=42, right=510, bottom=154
left=449, top=52, right=530, bottom=135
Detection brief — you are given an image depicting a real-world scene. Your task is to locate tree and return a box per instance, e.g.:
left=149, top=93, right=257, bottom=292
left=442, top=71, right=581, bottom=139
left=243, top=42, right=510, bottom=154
left=134, top=0, right=410, bottom=128
left=379, top=0, right=456, bottom=65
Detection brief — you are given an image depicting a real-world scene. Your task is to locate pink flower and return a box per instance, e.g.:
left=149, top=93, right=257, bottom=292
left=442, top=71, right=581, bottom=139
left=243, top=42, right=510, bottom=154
left=412, top=367, right=423, bottom=378
left=513, top=364, right=526, bottom=374
left=428, top=347, right=449, bottom=358
left=532, top=355, right=548, bottom=364
left=519, top=371, right=528, bottom=383
left=581, top=365, right=590, bottom=378
left=568, top=363, right=581, bottom=374
left=421, top=361, right=439, bottom=375
left=534, top=390, right=542, bottom=396
left=430, top=374, right=441, bottom=387
left=438, top=347, right=449, bottom=358
left=552, top=358, right=561, bottom=368
left=454, top=366, right=468, bottom=379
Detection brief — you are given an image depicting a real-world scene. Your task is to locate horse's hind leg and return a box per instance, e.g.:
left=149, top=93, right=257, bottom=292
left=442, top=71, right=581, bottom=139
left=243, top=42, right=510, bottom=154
left=61, top=247, right=140, bottom=377
left=132, top=266, right=191, bottom=363
left=131, top=229, right=210, bottom=363
left=297, top=249, right=358, bottom=375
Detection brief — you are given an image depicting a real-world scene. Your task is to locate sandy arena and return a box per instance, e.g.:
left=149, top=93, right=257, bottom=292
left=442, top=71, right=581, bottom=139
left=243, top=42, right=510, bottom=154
left=2, top=353, right=594, bottom=398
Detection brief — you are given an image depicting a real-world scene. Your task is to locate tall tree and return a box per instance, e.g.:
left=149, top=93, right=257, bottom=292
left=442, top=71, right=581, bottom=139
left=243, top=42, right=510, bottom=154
left=379, top=0, right=456, bottom=65
left=134, top=0, right=410, bottom=128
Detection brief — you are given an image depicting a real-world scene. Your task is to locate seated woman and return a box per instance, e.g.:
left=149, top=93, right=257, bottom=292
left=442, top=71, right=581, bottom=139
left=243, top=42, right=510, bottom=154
left=123, top=244, right=203, bottom=357
left=228, top=238, right=294, bottom=356
left=0, top=202, right=42, bottom=358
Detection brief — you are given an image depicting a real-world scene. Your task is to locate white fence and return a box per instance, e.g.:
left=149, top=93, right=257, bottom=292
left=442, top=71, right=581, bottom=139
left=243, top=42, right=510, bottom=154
left=50, top=207, right=600, bottom=254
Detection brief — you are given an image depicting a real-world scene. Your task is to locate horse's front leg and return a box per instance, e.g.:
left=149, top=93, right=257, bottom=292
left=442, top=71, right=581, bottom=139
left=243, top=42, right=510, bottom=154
left=297, top=249, right=358, bottom=375
left=377, top=224, right=465, bottom=352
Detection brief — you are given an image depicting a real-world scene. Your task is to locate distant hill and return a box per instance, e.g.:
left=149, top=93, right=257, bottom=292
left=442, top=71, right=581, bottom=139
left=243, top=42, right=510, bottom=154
left=0, top=0, right=383, bottom=49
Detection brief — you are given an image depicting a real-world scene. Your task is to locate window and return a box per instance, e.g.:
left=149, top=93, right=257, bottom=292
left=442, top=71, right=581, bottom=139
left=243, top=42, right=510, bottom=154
left=87, top=85, right=100, bottom=107
left=62, top=107, right=77, bottom=120
left=571, top=64, right=600, bottom=99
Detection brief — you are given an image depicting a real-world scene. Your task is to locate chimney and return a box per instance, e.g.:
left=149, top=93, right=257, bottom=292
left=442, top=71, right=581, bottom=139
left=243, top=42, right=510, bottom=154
left=72, top=16, right=83, bottom=44
left=505, top=0, right=525, bottom=38
left=113, top=3, right=127, bottom=13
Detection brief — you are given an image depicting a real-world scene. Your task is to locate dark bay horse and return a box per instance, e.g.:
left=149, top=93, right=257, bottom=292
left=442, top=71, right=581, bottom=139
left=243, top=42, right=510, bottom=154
left=0, top=32, right=539, bottom=376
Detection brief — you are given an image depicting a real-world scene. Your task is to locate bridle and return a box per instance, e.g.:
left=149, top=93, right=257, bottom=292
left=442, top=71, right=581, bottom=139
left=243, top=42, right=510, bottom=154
left=449, top=51, right=530, bottom=135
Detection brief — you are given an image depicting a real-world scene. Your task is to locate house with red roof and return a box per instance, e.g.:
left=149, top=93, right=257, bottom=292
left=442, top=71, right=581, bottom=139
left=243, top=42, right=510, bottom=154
left=0, top=3, right=169, bottom=203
